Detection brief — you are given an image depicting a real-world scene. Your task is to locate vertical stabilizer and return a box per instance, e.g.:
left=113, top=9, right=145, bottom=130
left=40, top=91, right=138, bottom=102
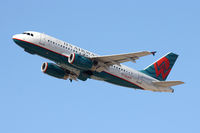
left=141, top=52, right=178, bottom=81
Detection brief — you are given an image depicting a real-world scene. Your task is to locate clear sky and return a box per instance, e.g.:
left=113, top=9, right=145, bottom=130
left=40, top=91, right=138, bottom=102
left=1, top=0, right=200, bottom=133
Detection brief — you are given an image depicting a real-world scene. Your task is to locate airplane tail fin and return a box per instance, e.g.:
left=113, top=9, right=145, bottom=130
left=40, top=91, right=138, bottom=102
left=141, top=52, right=178, bottom=81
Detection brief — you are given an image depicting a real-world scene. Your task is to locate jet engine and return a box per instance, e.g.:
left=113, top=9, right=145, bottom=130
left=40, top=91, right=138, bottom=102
left=41, top=62, right=69, bottom=79
left=68, top=53, right=94, bottom=70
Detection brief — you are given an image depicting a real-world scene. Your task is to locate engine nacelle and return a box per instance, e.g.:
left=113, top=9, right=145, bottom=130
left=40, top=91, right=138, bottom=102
left=41, top=62, right=69, bottom=79
left=68, top=53, right=93, bottom=70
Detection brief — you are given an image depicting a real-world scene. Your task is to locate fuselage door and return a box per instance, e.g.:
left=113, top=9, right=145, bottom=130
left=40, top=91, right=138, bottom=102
left=39, top=33, right=46, bottom=46
left=137, top=73, right=143, bottom=84
left=40, top=33, right=45, bottom=43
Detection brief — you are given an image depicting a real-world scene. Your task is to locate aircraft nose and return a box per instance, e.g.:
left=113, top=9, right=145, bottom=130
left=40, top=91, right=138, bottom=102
left=12, top=34, right=23, bottom=42
left=12, top=34, right=23, bottom=45
left=12, top=34, right=18, bottom=43
left=12, top=34, right=18, bottom=39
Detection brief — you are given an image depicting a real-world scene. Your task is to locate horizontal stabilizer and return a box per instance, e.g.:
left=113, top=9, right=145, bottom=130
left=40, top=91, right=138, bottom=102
left=152, top=81, right=184, bottom=87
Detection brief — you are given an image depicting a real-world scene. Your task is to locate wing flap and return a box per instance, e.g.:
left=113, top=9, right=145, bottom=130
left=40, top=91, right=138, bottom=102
left=91, top=51, right=155, bottom=65
left=152, top=81, right=184, bottom=87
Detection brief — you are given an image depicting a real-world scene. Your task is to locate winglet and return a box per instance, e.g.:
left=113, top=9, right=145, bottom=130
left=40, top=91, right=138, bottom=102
left=151, top=51, right=157, bottom=56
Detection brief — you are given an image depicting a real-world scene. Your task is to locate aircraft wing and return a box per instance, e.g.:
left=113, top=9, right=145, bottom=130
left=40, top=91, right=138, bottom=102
left=91, top=51, right=156, bottom=66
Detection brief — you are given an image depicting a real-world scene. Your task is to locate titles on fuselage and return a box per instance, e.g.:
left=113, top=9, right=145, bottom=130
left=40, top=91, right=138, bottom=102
left=46, top=36, right=98, bottom=58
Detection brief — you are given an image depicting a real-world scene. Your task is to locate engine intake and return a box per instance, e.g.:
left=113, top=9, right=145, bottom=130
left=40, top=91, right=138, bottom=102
left=68, top=53, right=93, bottom=70
left=41, top=62, right=69, bottom=79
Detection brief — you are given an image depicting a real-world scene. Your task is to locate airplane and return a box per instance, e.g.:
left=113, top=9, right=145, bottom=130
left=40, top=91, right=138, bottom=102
left=12, top=31, right=184, bottom=93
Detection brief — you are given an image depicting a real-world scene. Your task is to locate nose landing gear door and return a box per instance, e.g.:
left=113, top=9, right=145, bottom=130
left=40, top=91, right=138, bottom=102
left=137, top=72, right=143, bottom=84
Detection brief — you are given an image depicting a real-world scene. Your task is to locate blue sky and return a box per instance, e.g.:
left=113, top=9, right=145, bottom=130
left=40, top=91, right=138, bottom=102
left=1, top=0, right=200, bottom=133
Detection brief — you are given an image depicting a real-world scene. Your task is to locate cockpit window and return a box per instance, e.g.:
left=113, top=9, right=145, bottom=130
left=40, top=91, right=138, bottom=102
left=22, top=32, right=34, bottom=37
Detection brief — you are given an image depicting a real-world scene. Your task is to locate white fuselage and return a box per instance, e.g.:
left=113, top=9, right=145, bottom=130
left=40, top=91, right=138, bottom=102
left=13, top=31, right=172, bottom=92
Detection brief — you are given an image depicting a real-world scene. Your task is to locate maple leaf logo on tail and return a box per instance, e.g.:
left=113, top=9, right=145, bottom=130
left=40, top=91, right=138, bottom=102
left=140, top=52, right=178, bottom=81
